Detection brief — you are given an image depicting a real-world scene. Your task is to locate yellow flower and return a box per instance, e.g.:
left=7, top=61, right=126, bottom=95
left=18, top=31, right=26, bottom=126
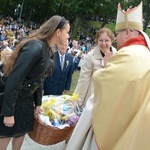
left=71, top=93, right=79, bottom=101
left=41, top=98, right=56, bottom=111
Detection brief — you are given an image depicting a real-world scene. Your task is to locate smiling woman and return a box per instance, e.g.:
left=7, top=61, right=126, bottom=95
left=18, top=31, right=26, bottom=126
left=74, top=27, right=117, bottom=107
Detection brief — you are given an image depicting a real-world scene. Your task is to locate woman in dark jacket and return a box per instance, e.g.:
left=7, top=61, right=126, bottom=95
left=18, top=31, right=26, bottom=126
left=0, top=15, right=70, bottom=149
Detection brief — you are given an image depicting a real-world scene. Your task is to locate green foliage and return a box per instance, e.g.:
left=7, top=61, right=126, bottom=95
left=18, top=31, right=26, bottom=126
left=145, top=28, right=150, bottom=37
left=0, top=0, right=150, bottom=38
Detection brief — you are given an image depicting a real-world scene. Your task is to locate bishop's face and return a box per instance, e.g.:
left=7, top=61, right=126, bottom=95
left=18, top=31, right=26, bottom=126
left=115, top=29, right=127, bottom=49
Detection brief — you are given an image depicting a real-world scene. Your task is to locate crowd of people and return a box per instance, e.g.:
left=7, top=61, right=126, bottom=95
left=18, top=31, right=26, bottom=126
left=0, top=1, right=150, bottom=150
left=0, top=15, right=99, bottom=100
left=0, top=16, right=94, bottom=66
left=0, top=16, right=38, bottom=49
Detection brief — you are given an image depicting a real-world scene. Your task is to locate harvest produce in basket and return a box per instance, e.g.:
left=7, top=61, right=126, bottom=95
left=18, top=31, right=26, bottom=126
left=38, top=93, right=82, bottom=129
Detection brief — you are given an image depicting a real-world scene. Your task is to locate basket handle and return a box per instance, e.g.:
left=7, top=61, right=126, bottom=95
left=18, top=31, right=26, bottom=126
left=34, top=114, right=42, bottom=123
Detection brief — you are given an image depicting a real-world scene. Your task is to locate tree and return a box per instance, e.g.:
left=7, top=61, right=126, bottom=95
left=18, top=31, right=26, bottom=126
left=0, top=0, right=149, bottom=38
left=143, top=0, right=150, bottom=32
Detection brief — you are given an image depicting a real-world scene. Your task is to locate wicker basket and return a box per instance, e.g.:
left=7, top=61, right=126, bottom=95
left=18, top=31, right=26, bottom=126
left=28, top=117, right=75, bottom=145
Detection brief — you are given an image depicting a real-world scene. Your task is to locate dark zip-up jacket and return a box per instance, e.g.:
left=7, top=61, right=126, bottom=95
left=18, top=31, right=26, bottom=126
left=1, top=40, right=53, bottom=116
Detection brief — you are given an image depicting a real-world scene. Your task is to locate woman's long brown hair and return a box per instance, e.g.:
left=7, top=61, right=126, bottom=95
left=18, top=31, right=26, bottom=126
left=4, top=15, right=69, bottom=76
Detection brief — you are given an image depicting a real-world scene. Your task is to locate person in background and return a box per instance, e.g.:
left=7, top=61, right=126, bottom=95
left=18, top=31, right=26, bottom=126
left=0, top=15, right=70, bottom=150
left=0, top=46, right=13, bottom=80
left=81, top=43, right=87, bottom=53
left=1, top=40, right=9, bottom=50
left=10, top=39, right=19, bottom=50
left=44, top=42, right=73, bottom=95
left=0, top=47, right=13, bottom=105
left=74, top=27, right=117, bottom=107
left=0, top=47, right=12, bottom=64
left=69, top=40, right=82, bottom=57
left=68, top=40, right=78, bottom=54
left=0, top=30, right=7, bottom=41
left=77, top=51, right=85, bottom=70
left=0, top=47, right=13, bottom=69
left=66, top=2, right=150, bottom=150
left=71, top=50, right=80, bottom=72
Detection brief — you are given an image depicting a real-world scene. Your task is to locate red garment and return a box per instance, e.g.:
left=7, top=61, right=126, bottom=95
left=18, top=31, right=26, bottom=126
left=119, top=35, right=148, bottom=50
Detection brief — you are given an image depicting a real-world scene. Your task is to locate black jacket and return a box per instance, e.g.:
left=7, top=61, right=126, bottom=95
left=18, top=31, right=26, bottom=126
left=1, top=40, right=53, bottom=116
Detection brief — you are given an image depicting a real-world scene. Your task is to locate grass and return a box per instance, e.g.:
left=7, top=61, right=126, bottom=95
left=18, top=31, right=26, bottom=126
left=91, top=21, right=116, bottom=32
left=69, top=70, right=80, bottom=95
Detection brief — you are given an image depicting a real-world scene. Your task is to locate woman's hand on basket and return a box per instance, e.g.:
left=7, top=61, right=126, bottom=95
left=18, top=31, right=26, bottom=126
left=4, top=116, right=15, bottom=127
left=34, top=106, right=41, bottom=116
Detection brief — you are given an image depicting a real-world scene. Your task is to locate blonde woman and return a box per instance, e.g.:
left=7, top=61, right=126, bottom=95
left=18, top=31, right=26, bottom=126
left=0, top=47, right=13, bottom=63
left=0, top=47, right=12, bottom=77
left=0, top=47, right=13, bottom=110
